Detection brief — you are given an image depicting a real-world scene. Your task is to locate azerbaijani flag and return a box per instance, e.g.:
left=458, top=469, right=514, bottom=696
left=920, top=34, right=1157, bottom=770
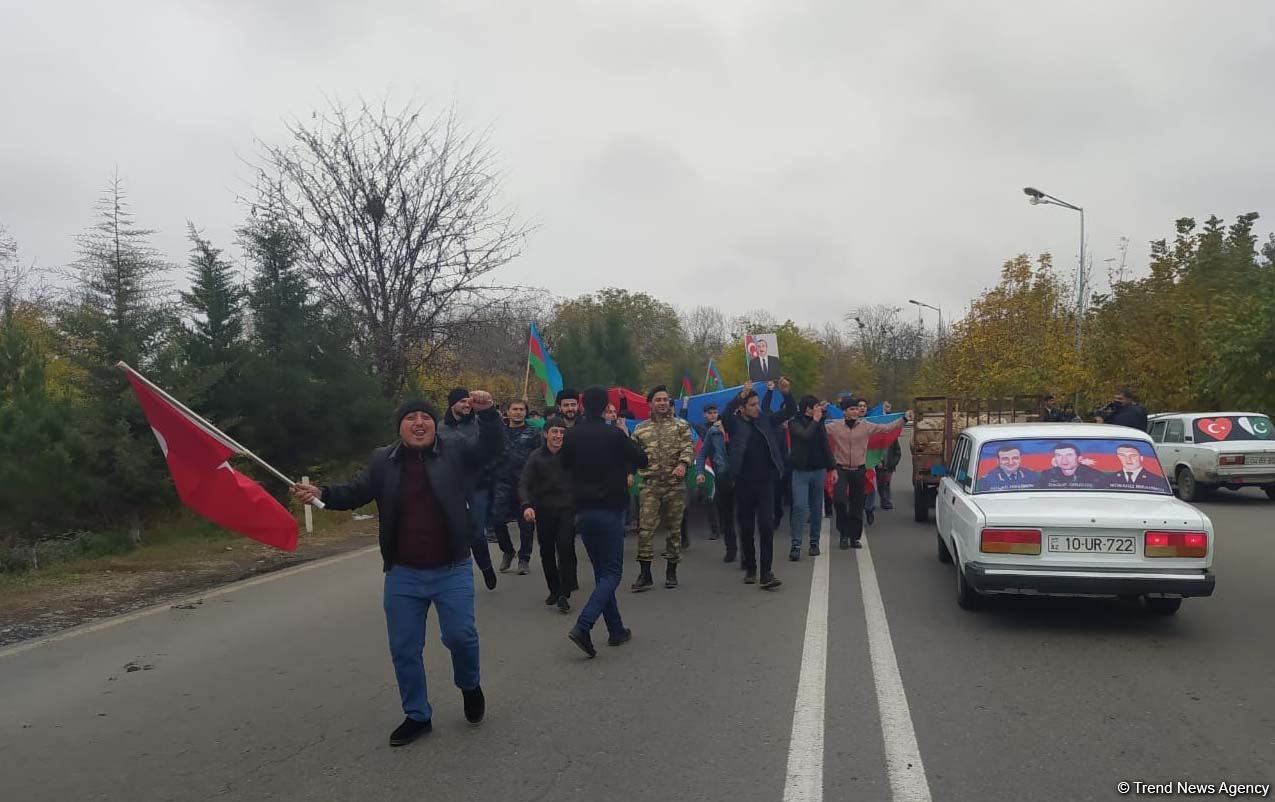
left=865, top=413, right=907, bottom=469
left=705, top=360, right=724, bottom=392
left=528, top=322, right=564, bottom=407
left=681, top=372, right=695, bottom=399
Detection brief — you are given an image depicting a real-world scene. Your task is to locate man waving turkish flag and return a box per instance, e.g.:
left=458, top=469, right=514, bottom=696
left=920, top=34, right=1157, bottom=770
left=122, top=365, right=299, bottom=552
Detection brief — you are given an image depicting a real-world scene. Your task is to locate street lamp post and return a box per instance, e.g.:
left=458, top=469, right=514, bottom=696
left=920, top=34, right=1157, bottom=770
left=1023, top=187, right=1085, bottom=353
left=908, top=298, right=942, bottom=340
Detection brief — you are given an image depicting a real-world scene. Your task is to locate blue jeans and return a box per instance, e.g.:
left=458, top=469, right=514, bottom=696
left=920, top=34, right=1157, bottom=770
left=468, top=486, right=494, bottom=572
left=790, top=469, right=825, bottom=548
left=574, top=508, right=626, bottom=637
left=383, top=561, right=480, bottom=722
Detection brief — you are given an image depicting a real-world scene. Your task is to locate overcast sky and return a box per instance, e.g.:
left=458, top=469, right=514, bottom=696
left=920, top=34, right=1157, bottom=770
left=3, top=0, right=1272, bottom=331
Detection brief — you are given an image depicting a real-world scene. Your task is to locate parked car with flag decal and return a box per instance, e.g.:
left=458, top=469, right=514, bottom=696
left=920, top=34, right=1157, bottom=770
left=1147, top=412, right=1275, bottom=502
left=934, top=423, right=1215, bottom=615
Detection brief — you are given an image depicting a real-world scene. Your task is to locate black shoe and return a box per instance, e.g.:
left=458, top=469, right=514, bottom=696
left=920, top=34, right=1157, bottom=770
left=743, top=571, right=757, bottom=584
left=882, top=503, right=894, bottom=510
left=681, top=536, right=690, bottom=550
left=568, top=627, right=596, bottom=658
left=390, top=716, right=432, bottom=746
left=789, top=546, right=800, bottom=562
left=851, top=539, right=863, bottom=549
left=631, top=561, right=654, bottom=592
left=517, top=559, right=530, bottom=575
left=544, top=592, right=557, bottom=606
left=499, top=552, right=514, bottom=573
left=608, top=628, right=632, bottom=647
left=709, top=532, right=720, bottom=541
left=723, top=549, right=737, bottom=563
left=486, top=533, right=498, bottom=544
left=482, top=568, right=498, bottom=590
left=665, top=563, right=679, bottom=589
left=839, top=536, right=850, bottom=550
left=557, top=595, right=570, bottom=614
left=809, top=543, right=821, bottom=557
left=866, top=510, right=875, bottom=526
left=462, top=686, right=485, bottom=723
left=761, top=573, right=783, bottom=590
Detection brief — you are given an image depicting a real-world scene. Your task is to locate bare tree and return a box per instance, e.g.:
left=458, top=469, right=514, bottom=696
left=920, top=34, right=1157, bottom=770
left=681, top=304, right=728, bottom=360
left=256, top=100, right=531, bottom=398
left=846, top=305, right=927, bottom=403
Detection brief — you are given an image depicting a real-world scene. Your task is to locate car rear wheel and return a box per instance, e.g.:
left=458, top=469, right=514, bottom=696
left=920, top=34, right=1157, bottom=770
left=954, top=548, right=980, bottom=609
left=937, top=531, right=952, bottom=563
left=1176, top=467, right=1210, bottom=502
left=1143, top=597, right=1182, bottom=615
left=913, top=483, right=929, bottom=522
left=1265, top=486, right=1275, bottom=501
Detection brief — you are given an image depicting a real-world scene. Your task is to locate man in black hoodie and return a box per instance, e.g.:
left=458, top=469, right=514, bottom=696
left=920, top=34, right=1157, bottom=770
left=559, top=386, right=649, bottom=657
left=519, top=416, right=577, bottom=614
left=787, top=395, right=834, bottom=561
left=289, top=393, right=501, bottom=747
left=442, top=387, right=505, bottom=588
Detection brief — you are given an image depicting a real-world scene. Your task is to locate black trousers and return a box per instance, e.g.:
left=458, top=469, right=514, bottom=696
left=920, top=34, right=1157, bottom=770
left=735, top=477, right=776, bottom=576
left=536, top=507, right=578, bottom=598
left=834, top=467, right=867, bottom=543
left=495, top=519, right=535, bottom=560
left=716, top=478, right=737, bottom=553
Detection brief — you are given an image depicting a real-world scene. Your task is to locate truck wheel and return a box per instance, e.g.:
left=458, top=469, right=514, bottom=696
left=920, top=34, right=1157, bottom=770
left=1176, top=467, right=1210, bottom=502
left=954, top=546, right=980, bottom=610
left=913, top=483, right=929, bottom=522
left=937, top=531, right=953, bottom=564
left=1143, top=597, right=1182, bottom=615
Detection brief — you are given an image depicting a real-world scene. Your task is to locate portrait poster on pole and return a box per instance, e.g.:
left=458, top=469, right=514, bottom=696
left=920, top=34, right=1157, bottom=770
left=744, top=333, right=781, bottom=382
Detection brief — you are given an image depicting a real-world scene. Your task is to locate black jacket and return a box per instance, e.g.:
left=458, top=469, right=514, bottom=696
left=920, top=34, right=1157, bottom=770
left=444, top=409, right=507, bottom=491
left=723, top=389, right=795, bottom=479
left=560, top=417, right=649, bottom=510
left=519, top=446, right=573, bottom=513
left=321, top=407, right=503, bottom=572
left=499, top=423, right=543, bottom=487
left=788, top=414, right=835, bottom=471
left=1101, top=402, right=1149, bottom=432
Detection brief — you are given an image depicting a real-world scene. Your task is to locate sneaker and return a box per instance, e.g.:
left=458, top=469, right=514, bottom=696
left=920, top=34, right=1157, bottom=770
left=607, top=628, right=632, bottom=647
left=839, top=536, right=850, bottom=550
left=499, top=553, right=514, bottom=573
left=882, top=503, right=894, bottom=510
left=567, top=627, right=597, bottom=658
left=482, top=568, right=498, bottom=590
left=760, top=574, right=783, bottom=590
left=544, top=592, right=557, bottom=606
left=557, top=595, right=570, bottom=614
left=788, top=546, right=800, bottom=562
left=866, top=510, right=876, bottom=526
left=809, top=543, right=821, bottom=557
left=390, top=716, right=432, bottom=746
left=462, top=686, right=485, bottom=724
left=517, top=559, right=530, bottom=575
left=743, top=571, right=757, bottom=584
left=851, top=539, right=863, bottom=549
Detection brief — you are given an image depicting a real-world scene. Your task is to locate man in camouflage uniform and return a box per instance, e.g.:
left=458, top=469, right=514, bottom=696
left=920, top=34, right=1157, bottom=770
left=631, top=385, right=695, bottom=591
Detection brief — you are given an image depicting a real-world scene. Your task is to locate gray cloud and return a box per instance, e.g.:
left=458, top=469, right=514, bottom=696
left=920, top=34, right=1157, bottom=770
left=2, top=0, right=1271, bottom=332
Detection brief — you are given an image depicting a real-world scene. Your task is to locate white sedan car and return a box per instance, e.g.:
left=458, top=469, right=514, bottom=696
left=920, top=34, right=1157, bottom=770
left=934, top=424, right=1215, bottom=615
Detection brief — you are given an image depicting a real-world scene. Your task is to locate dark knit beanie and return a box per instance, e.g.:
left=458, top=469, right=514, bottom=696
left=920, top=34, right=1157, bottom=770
left=582, top=386, right=609, bottom=418
left=396, top=399, right=439, bottom=426
left=447, top=387, right=470, bottom=408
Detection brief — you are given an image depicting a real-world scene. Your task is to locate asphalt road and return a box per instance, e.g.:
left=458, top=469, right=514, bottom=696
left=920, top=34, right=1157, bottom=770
left=3, top=450, right=1273, bottom=802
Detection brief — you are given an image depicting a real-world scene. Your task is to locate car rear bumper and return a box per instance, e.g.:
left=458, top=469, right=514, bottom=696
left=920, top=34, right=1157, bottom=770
left=964, top=562, right=1216, bottom=598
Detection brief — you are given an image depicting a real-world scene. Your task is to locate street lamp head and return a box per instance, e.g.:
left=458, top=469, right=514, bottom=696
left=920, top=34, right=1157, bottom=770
left=1023, top=187, right=1044, bottom=199
left=908, top=299, right=920, bottom=306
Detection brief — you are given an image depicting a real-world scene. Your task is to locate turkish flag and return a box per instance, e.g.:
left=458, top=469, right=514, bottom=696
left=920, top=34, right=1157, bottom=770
left=125, top=372, right=299, bottom=552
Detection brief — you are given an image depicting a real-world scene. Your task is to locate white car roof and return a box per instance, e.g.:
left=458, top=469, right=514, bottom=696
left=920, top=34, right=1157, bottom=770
left=962, top=423, right=1153, bottom=445
left=1148, top=411, right=1269, bottom=420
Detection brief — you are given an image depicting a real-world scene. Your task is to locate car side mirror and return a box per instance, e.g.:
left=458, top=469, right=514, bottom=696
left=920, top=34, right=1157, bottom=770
left=931, top=465, right=947, bottom=477
left=957, top=470, right=970, bottom=484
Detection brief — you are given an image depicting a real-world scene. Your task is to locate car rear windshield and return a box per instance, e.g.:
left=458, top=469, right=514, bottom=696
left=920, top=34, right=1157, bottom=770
left=1193, top=415, right=1273, bottom=442
left=974, top=438, right=1171, bottom=495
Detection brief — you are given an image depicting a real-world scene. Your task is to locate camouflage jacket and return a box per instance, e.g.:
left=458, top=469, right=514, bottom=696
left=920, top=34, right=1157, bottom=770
left=632, top=411, right=695, bottom=486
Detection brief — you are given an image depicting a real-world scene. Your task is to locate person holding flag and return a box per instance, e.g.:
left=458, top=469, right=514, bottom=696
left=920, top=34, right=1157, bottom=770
left=826, top=397, right=908, bottom=549
left=695, top=403, right=736, bottom=562
left=290, top=391, right=503, bottom=747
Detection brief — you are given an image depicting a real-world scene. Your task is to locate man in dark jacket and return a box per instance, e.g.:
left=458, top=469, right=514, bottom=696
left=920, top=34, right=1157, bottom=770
left=695, top=405, right=736, bottom=562
left=1098, top=388, right=1150, bottom=431
left=556, top=387, right=580, bottom=428
left=442, top=387, right=506, bottom=582
left=519, top=416, right=577, bottom=614
left=290, top=392, right=501, bottom=747
left=491, top=398, right=542, bottom=575
left=723, top=379, right=795, bottom=589
left=559, top=386, right=649, bottom=657
left=787, top=395, right=834, bottom=561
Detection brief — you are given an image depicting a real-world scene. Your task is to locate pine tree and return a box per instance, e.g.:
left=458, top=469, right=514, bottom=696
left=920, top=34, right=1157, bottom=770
left=181, top=224, right=244, bottom=367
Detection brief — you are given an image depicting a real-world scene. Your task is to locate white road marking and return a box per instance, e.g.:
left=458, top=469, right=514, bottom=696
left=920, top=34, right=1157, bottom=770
left=782, top=547, right=830, bottom=802
left=857, top=536, right=932, bottom=802
left=0, top=546, right=380, bottom=660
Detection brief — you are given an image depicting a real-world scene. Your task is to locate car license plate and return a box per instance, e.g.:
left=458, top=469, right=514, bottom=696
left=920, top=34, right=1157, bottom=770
left=1048, top=535, right=1136, bottom=554
left=1248, top=455, right=1275, bottom=466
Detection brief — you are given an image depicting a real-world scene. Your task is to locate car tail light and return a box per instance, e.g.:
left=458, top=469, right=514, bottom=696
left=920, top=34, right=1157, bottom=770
left=1219, top=454, right=1245, bottom=466
left=980, top=528, right=1041, bottom=555
left=1145, top=531, right=1208, bottom=558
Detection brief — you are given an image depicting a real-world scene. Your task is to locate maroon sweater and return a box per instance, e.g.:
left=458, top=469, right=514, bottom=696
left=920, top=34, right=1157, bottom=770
left=393, top=450, right=453, bottom=570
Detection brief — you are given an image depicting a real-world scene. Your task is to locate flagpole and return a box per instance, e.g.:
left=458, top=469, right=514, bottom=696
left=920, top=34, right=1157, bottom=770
left=115, top=362, right=324, bottom=509
left=523, top=333, right=532, bottom=401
